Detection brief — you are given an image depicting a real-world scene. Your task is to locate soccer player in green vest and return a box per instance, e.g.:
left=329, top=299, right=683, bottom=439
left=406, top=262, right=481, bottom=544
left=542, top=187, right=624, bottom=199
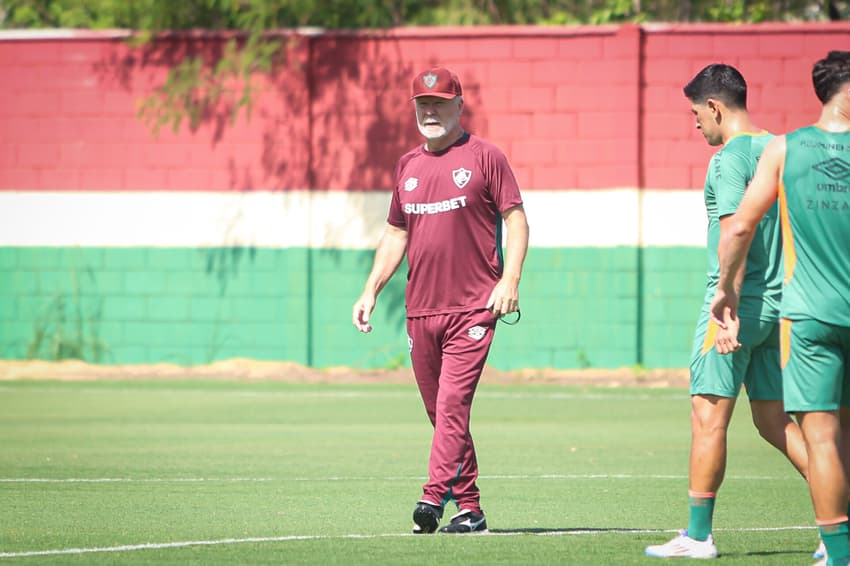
left=710, top=50, right=850, bottom=566
left=645, top=64, right=810, bottom=559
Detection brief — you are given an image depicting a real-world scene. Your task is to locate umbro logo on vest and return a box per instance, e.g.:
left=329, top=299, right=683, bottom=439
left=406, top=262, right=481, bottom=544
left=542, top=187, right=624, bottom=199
left=813, top=157, right=850, bottom=181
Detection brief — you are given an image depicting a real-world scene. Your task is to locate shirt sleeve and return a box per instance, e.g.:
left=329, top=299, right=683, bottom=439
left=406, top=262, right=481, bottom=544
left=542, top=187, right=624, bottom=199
left=481, top=144, right=523, bottom=213
left=714, top=149, right=752, bottom=218
left=387, top=159, right=406, bottom=228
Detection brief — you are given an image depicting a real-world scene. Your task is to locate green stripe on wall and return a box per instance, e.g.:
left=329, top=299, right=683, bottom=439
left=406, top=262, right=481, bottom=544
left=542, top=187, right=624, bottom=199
left=0, top=246, right=705, bottom=369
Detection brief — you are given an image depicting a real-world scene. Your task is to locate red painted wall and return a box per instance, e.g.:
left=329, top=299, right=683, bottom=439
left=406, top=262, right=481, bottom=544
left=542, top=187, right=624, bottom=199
left=640, top=23, right=850, bottom=190
left=1, top=23, right=848, bottom=193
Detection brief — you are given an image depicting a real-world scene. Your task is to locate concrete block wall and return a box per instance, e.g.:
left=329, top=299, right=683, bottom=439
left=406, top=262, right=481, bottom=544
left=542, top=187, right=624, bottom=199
left=0, top=33, right=313, bottom=192
left=640, top=23, right=848, bottom=192
left=1, top=23, right=848, bottom=369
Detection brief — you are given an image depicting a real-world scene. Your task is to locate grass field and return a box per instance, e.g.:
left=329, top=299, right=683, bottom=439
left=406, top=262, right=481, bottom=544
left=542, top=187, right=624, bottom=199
left=0, top=378, right=817, bottom=565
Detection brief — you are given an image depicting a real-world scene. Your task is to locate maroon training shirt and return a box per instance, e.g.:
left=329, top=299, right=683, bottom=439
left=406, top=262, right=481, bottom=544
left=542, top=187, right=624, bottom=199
left=387, top=133, right=523, bottom=317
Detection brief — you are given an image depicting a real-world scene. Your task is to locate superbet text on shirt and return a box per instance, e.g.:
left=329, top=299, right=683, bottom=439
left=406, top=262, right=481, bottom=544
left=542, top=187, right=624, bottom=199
left=388, top=133, right=523, bottom=317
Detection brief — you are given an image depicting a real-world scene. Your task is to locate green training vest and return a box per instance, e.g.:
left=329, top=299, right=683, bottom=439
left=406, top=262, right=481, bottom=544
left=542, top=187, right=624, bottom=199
left=781, top=126, right=850, bottom=326
left=703, top=132, right=782, bottom=321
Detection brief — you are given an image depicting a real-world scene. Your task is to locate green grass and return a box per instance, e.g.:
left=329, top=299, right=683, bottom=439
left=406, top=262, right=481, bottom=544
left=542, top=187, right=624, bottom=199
left=0, top=379, right=815, bottom=564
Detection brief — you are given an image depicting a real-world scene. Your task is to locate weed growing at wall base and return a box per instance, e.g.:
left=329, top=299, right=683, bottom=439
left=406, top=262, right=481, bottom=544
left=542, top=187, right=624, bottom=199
left=26, top=294, right=107, bottom=362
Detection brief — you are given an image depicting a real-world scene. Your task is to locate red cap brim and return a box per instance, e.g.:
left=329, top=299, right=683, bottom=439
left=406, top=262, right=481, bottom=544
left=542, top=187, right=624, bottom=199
left=410, top=92, right=458, bottom=101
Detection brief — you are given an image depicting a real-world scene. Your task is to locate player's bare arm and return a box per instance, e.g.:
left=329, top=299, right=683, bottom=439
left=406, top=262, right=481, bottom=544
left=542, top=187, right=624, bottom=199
left=352, top=223, right=408, bottom=333
left=486, top=204, right=529, bottom=318
left=713, top=214, right=748, bottom=354
left=710, top=135, right=786, bottom=329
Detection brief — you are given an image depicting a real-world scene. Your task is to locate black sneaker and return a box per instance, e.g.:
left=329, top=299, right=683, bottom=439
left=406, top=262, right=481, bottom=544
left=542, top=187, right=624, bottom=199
left=438, top=509, right=488, bottom=534
left=412, top=500, right=443, bottom=534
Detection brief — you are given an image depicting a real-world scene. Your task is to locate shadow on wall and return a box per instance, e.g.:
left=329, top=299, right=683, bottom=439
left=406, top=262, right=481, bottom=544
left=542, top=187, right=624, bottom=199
left=93, top=35, right=271, bottom=294
left=90, top=33, right=485, bottom=363
left=309, top=35, right=416, bottom=332
left=93, top=35, right=278, bottom=144
left=308, top=34, right=484, bottom=336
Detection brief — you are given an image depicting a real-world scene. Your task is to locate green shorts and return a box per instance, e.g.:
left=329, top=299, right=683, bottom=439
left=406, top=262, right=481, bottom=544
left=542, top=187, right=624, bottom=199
left=689, top=311, right=782, bottom=400
left=781, top=318, right=850, bottom=412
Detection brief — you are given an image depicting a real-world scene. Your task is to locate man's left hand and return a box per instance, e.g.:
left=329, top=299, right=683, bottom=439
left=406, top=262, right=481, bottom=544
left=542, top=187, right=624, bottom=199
left=714, top=307, right=742, bottom=354
left=486, top=279, right=519, bottom=318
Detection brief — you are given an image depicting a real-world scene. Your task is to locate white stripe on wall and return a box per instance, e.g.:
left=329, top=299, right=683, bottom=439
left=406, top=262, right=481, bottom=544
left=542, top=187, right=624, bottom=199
left=640, top=190, right=706, bottom=247
left=529, top=189, right=641, bottom=247
left=0, top=190, right=706, bottom=248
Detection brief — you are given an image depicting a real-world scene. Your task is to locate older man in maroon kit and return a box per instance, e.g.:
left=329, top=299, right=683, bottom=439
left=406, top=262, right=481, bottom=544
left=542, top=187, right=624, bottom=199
left=352, top=66, right=529, bottom=534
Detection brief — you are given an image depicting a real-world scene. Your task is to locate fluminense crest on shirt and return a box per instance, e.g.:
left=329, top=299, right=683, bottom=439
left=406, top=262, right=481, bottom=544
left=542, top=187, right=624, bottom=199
left=467, top=326, right=486, bottom=340
left=404, top=177, right=419, bottom=192
left=423, top=73, right=438, bottom=88
left=452, top=167, right=471, bottom=189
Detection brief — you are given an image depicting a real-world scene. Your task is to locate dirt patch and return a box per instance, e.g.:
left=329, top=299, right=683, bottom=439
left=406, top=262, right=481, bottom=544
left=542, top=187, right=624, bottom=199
left=0, top=359, right=689, bottom=388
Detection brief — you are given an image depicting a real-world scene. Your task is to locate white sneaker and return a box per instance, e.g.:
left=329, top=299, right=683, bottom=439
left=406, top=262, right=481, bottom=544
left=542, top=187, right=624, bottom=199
left=813, top=539, right=826, bottom=559
left=645, top=530, right=718, bottom=559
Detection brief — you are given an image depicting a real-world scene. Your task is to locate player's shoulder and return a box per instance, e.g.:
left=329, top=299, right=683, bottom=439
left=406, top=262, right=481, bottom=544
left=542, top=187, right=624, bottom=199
left=713, top=132, right=766, bottom=166
left=467, top=133, right=502, bottom=150
left=724, top=130, right=772, bottom=152
left=783, top=125, right=819, bottom=147
left=760, top=133, right=788, bottom=163
left=396, top=144, right=425, bottom=168
left=465, top=134, right=510, bottom=162
left=788, top=124, right=815, bottom=136
left=400, top=143, right=424, bottom=160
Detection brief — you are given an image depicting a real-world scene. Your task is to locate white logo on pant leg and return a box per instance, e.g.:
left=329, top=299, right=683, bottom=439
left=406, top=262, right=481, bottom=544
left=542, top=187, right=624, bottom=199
left=408, top=335, right=413, bottom=352
left=452, top=168, right=471, bottom=189
left=467, top=326, right=486, bottom=340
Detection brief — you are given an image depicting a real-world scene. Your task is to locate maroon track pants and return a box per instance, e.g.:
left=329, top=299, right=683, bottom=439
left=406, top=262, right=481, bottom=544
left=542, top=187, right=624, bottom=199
left=407, top=309, right=496, bottom=513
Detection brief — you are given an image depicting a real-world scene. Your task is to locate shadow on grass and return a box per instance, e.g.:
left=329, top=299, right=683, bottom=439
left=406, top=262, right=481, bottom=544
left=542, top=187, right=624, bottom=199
left=491, top=528, right=812, bottom=560
left=490, top=527, right=666, bottom=534
left=722, top=550, right=811, bottom=558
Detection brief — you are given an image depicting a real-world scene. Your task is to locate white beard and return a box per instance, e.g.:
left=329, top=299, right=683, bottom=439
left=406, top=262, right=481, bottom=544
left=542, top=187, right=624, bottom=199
left=417, top=113, right=459, bottom=141
left=417, top=122, right=447, bottom=140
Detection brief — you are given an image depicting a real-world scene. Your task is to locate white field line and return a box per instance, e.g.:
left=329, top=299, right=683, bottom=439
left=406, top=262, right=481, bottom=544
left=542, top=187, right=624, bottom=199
left=0, top=473, right=799, bottom=483
left=0, top=477, right=276, bottom=483
left=0, top=525, right=816, bottom=559
left=0, top=386, right=685, bottom=402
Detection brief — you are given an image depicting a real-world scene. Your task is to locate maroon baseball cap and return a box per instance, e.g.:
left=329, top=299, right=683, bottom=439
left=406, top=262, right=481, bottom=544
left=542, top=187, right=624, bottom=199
left=410, top=67, right=463, bottom=100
